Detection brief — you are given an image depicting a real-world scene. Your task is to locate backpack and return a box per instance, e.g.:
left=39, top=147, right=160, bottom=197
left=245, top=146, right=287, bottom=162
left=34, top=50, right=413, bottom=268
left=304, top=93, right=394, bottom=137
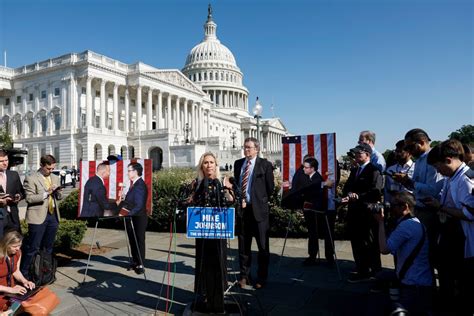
left=29, top=250, right=57, bottom=286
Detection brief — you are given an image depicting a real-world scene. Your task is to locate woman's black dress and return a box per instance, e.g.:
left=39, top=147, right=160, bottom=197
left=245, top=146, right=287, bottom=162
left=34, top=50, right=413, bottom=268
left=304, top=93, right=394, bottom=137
left=192, top=178, right=232, bottom=313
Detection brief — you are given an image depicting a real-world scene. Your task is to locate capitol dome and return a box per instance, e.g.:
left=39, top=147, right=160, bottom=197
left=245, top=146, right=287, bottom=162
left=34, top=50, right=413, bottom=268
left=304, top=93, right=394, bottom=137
left=182, top=5, right=249, bottom=116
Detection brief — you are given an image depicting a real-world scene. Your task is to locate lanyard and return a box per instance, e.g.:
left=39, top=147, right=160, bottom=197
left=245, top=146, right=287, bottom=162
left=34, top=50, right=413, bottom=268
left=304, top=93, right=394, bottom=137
left=5, top=255, right=14, bottom=287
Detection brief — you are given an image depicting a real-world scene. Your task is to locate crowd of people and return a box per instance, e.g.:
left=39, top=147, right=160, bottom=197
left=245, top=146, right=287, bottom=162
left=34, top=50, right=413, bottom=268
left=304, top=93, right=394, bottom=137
left=0, top=128, right=471, bottom=315
left=289, top=129, right=473, bottom=315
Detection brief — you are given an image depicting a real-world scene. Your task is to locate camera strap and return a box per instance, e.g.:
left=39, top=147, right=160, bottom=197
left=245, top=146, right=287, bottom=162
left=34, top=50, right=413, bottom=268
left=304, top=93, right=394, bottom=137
left=397, top=216, right=426, bottom=282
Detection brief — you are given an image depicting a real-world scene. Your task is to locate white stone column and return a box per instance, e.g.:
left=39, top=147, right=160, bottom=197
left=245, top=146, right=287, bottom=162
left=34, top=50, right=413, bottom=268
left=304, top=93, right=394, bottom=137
left=136, top=86, right=142, bottom=132
left=69, top=77, right=76, bottom=130
left=156, top=91, right=162, bottom=129
left=113, top=83, right=119, bottom=131
left=146, top=88, right=152, bottom=131
left=47, top=83, right=53, bottom=135
left=183, top=99, right=188, bottom=128
left=61, top=81, right=67, bottom=130
left=206, top=110, right=210, bottom=138
left=175, top=97, right=180, bottom=131
left=166, top=94, right=171, bottom=129
left=100, top=80, right=106, bottom=129
left=191, top=103, right=196, bottom=139
left=86, top=77, right=93, bottom=127
left=124, top=87, right=130, bottom=132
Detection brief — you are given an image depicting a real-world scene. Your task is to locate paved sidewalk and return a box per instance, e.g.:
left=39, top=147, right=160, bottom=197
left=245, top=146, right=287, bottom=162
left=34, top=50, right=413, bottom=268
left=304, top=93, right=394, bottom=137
left=49, top=227, right=394, bottom=315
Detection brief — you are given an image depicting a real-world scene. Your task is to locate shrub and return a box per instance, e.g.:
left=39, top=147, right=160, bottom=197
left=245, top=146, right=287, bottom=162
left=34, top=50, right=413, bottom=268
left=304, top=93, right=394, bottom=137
left=53, top=167, right=349, bottom=239
left=21, top=219, right=87, bottom=251
left=59, top=189, right=79, bottom=220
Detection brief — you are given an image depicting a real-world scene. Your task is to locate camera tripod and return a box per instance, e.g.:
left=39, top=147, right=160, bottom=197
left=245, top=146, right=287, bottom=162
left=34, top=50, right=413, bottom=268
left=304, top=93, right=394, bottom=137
left=276, top=208, right=342, bottom=280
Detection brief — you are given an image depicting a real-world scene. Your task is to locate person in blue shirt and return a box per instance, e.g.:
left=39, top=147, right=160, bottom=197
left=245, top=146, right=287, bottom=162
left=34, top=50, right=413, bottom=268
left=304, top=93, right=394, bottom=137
left=375, top=191, right=433, bottom=315
left=393, top=128, right=444, bottom=268
left=358, top=130, right=386, bottom=173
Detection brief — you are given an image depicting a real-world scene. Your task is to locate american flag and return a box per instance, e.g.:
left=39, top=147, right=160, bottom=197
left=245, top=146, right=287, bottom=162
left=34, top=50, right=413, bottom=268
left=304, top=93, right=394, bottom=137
left=78, top=159, right=153, bottom=217
left=282, top=133, right=337, bottom=210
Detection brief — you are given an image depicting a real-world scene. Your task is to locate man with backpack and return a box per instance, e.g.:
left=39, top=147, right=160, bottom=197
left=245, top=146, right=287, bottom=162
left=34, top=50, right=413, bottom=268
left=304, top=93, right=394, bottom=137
left=375, top=191, right=433, bottom=315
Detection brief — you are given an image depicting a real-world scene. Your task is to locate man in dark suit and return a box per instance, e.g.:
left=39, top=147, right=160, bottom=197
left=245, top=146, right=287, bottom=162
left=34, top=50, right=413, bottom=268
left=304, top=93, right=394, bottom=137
left=342, top=143, right=383, bottom=282
left=292, top=157, right=325, bottom=265
left=234, top=137, right=274, bottom=289
left=120, top=162, right=148, bottom=274
left=0, top=149, right=25, bottom=235
left=80, top=162, right=114, bottom=218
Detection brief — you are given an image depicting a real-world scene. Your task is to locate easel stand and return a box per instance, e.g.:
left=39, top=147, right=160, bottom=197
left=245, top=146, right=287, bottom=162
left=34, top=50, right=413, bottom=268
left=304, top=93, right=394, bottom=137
left=82, top=216, right=147, bottom=283
left=277, top=209, right=342, bottom=280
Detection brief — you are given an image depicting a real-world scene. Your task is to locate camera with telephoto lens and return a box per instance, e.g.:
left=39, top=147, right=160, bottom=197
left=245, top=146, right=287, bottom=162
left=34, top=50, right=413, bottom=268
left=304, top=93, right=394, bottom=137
left=4, top=148, right=28, bottom=168
left=366, top=201, right=391, bottom=214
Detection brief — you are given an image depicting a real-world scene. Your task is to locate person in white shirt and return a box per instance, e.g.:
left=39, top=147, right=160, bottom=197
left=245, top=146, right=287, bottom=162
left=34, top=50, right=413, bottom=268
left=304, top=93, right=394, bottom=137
left=424, top=139, right=474, bottom=315
left=385, top=140, right=415, bottom=203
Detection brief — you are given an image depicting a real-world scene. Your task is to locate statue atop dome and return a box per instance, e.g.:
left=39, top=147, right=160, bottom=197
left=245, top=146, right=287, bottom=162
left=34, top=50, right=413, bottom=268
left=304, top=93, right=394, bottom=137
left=207, top=4, right=213, bottom=22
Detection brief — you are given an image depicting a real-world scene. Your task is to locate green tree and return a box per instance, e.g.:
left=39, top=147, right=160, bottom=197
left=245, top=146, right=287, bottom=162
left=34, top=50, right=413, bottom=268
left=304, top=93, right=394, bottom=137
left=0, top=125, right=12, bottom=149
left=449, top=125, right=474, bottom=144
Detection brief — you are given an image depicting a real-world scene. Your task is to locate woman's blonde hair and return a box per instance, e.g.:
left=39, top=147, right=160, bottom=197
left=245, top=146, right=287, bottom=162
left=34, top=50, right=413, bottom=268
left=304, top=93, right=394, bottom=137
left=197, top=152, right=221, bottom=181
left=0, top=231, right=23, bottom=259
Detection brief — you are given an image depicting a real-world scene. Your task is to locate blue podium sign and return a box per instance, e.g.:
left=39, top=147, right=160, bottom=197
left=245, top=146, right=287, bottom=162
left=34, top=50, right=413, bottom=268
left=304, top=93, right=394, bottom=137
left=186, top=207, right=235, bottom=239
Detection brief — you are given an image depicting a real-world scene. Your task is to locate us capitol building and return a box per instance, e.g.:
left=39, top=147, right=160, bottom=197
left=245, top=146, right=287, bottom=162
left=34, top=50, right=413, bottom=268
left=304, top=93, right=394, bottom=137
left=0, top=6, right=288, bottom=171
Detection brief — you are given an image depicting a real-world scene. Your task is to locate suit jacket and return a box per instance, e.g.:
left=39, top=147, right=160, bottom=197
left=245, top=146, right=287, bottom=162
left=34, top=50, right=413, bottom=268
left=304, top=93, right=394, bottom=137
left=81, top=175, right=113, bottom=217
left=3, top=169, right=25, bottom=207
left=234, top=156, right=274, bottom=222
left=121, top=178, right=148, bottom=217
left=343, top=162, right=383, bottom=214
left=24, top=171, right=63, bottom=225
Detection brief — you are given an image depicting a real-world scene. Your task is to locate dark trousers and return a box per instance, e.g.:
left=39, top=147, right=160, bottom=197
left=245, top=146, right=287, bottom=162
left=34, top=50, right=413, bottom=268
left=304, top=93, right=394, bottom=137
left=303, top=209, right=336, bottom=261
left=125, top=215, right=147, bottom=266
left=20, top=212, right=59, bottom=277
left=400, top=284, right=434, bottom=316
left=347, top=209, right=381, bottom=276
left=238, top=205, right=270, bottom=283
left=4, top=208, right=21, bottom=234
left=414, top=206, right=440, bottom=268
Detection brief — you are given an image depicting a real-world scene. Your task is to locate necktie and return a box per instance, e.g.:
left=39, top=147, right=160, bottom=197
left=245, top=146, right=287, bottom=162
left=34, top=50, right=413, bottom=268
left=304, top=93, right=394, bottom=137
left=356, top=167, right=362, bottom=178
left=241, top=160, right=251, bottom=200
left=45, top=176, right=54, bottom=214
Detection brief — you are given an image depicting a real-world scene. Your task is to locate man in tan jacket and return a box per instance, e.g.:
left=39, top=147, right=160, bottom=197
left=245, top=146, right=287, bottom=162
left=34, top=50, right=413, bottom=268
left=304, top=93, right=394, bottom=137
left=20, top=155, right=63, bottom=278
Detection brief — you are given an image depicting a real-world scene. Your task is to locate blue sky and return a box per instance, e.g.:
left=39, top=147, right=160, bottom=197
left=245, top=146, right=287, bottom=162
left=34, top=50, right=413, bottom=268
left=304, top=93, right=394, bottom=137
left=1, top=0, right=472, bottom=156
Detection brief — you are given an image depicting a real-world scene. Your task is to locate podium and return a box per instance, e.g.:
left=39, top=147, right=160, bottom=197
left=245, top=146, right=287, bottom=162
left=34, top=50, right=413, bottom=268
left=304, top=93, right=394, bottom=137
left=187, top=207, right=235, bottom=314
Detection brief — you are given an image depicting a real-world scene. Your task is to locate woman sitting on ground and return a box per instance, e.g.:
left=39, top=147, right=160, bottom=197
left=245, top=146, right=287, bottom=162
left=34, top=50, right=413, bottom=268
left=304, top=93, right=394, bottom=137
left=0, top=231, right=35, bottom=312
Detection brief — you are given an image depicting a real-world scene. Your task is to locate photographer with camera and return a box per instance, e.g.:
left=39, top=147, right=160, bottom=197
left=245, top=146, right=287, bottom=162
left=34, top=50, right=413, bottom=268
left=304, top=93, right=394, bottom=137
left=375, top=191, right=433, bottom=315
left=342, top=143, right=384, bottom=282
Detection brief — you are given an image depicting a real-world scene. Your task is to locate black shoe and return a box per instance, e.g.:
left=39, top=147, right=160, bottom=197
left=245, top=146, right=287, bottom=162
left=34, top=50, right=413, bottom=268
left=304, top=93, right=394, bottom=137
left=347, top=273, right=371, bottom=283
left=134, top=265, right=145, bottom=274
left=303, top=257, right=319, bottom=266
left=127, top=263, right=138, bottom=271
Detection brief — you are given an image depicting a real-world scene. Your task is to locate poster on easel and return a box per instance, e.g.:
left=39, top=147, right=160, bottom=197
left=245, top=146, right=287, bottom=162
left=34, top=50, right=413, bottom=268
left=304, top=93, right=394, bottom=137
left=77, top=159, right=153, bottom=218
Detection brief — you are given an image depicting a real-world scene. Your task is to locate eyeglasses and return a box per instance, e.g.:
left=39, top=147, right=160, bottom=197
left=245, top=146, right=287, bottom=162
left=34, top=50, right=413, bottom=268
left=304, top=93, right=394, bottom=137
left=243, top=146, right=256, bottom=150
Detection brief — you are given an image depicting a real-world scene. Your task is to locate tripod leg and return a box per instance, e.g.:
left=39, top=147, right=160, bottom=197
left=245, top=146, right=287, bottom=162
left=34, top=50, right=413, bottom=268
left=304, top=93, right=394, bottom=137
left=315, top=212, right=320, bottom=261
left=82, top=220, right=99, bottom=284
left=129, top=218, right=147, bottom=281
left=325, top=214, right=342, bottom=280
left=276, top=214, right=293, bottom=276
left=123, top=217, right=132, bottom=267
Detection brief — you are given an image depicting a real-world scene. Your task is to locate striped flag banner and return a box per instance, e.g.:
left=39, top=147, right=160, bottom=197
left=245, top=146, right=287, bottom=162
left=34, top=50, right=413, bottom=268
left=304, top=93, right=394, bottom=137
left=78, top=159, right=153, bottom=218
left=282, top=133, right=337, bottom=210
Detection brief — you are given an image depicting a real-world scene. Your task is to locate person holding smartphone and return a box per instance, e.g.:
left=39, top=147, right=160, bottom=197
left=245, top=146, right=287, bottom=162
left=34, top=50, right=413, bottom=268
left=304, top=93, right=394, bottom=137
left=20, top=155, right=63, bottom=278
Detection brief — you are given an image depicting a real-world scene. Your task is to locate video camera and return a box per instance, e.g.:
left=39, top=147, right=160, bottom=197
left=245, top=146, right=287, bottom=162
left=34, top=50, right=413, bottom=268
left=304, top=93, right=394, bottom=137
left=346, top=148, right=356, bottom=159
left=366, top=201, right=391, bottom=214
left=4, top=148, right=28, bottom=168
